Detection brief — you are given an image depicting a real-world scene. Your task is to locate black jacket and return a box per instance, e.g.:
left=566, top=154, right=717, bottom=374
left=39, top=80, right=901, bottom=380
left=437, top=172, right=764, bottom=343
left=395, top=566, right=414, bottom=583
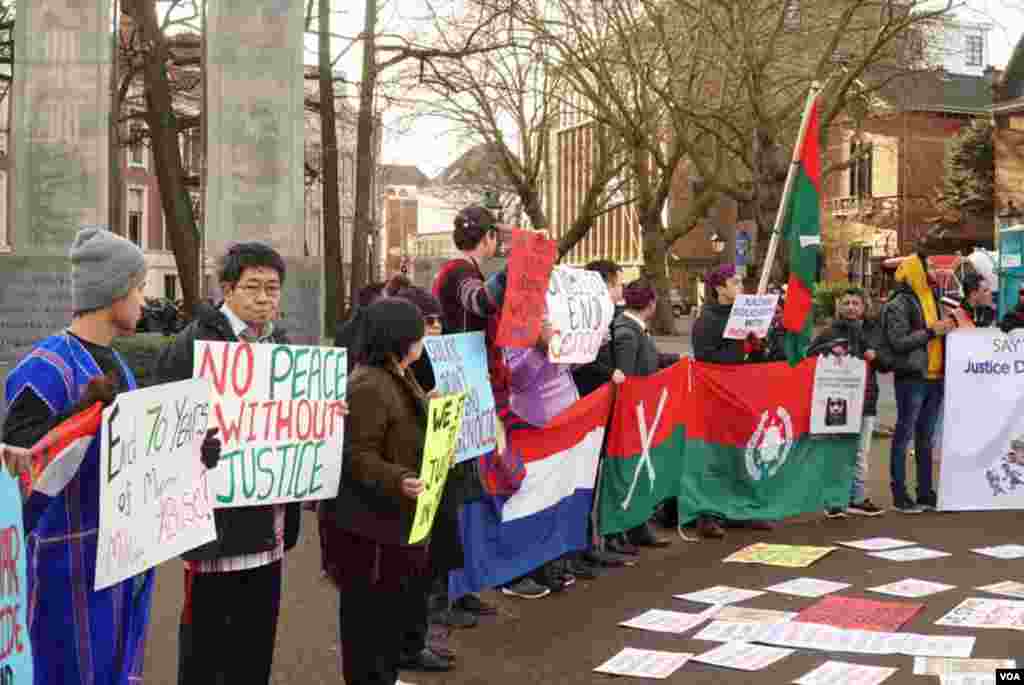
left=808, top=318, right=889, bottom=416
left=692, top=302, right=751, bottom=364
left=572, top=305, right=625, bottom=396
left=152, top=302, right=302, bottom=562
left=882, top=284, right=939, bottom=379
left=1000, top=305, right=1024, bottom=333
left=607, top=314, right=679, bottom=376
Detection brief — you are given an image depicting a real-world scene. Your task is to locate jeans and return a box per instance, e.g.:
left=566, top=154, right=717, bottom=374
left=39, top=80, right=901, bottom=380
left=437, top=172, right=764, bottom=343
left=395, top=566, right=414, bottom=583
left=890, top=378, right=944, bottom=503
left=851, top=415, right=878, bottom=504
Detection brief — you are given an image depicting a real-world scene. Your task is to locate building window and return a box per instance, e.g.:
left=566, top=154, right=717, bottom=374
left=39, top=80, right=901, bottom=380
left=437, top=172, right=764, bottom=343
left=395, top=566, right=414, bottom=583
left=181, top=129, right=202, bottom=176
left=128, top=125, right=146, bottom=169
left=127, top=186, right=145, bottom=247
left=164, top=274, right=177, bottom=301
left=965, top=35, right=983, bottom=67
left=783, top=0, right=800, bottom=30
left=848, top=141, right=872, bottom=198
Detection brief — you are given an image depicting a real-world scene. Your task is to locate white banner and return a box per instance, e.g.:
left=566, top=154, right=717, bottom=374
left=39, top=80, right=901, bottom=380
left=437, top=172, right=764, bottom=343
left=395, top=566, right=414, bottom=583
left=810, top=355, right=867, bottom=434
left=938, top=330, right=1024, bottom=511
left=97, top=379, right=217, bottom=590
left=194, top=341, right=346, bottom=508
left=545, top=266, right=615, bottom=364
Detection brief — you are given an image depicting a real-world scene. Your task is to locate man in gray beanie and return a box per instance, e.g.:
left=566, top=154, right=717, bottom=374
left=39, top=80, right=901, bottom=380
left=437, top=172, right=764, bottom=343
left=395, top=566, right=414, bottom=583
left=1, top=225, right=203, bottom=683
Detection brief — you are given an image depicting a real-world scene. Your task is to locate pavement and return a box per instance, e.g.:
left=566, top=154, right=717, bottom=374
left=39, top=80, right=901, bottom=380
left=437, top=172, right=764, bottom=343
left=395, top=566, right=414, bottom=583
left=140, top=333, right=1007, bottom=685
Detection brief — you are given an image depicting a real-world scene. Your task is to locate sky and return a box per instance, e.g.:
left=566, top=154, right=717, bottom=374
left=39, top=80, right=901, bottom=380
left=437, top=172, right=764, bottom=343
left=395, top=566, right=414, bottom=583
left=331, top=0, right=1024, bottom=179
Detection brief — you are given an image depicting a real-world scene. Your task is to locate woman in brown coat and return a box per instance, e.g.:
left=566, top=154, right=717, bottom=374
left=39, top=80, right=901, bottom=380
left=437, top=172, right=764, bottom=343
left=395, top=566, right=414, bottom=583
left=321, top=298, right=431, bottom=685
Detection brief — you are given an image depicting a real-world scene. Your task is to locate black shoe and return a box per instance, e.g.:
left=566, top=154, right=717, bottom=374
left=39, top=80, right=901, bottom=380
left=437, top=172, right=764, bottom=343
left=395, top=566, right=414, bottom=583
left=567, top=557, right=600, bottom=579
left=606, top=534, right=640, bottom=555
left=454, top=593, right=498, bottom=615
left=627, top=522, right=672, bottom=548
left=431, top=607, right=478, bottom=629
left=399, top=647, right=454, bottom=672
left=583, top=549, right=636, bottom=568
left=917, top=494, right=938, bottom=512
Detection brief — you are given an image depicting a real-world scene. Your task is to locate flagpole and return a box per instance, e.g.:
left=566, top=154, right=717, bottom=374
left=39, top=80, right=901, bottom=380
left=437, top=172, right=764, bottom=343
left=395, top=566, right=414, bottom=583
left=756, top=81, right=823, bottom=295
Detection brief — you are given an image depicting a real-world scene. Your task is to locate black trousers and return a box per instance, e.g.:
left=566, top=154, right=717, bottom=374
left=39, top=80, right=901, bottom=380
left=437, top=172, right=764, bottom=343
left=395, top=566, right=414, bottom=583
left=178, top=560, right=283, bottom=685
left=339, top=577, right=421, bottom=685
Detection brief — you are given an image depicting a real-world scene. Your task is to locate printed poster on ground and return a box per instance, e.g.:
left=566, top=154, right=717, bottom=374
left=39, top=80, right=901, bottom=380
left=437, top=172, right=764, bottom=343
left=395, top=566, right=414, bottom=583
left=195, top=341, right=347, bottom=508
left=96, top=379, right=218, bottom=590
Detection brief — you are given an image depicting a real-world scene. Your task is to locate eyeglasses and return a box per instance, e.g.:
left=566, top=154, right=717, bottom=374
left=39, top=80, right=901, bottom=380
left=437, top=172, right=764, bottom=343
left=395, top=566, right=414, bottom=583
left=425, top=315, right=442, bottom=327
left=238, top=283, right=282, bottom=298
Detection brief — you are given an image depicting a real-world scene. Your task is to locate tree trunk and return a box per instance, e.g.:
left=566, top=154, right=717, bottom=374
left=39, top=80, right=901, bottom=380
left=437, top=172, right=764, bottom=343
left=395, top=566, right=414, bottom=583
left=639, top=213, right=676, bottom=335
left=520, top=185, right=547, bottom=231
left=318, top=0, right=343, bottom=335
left=129, top=0, right=201, bottom=317
left=349, top=0, right=377, bottom=317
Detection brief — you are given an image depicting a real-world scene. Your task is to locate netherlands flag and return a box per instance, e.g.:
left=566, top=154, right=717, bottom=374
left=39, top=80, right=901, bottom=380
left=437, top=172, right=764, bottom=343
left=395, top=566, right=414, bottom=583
left=450, top=385, right=613, bottom=600
left=22, top=402, right=103, bottom=532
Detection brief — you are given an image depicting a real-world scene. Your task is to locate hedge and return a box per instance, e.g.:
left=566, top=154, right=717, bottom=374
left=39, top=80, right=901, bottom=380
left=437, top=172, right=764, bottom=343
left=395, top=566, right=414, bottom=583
left=112, top=334, right=174, bottom=388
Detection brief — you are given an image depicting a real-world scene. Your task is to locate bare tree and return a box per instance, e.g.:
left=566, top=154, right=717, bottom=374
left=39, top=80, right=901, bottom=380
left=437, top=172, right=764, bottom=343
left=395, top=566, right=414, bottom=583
left=316, top=0, right=344, bottom=336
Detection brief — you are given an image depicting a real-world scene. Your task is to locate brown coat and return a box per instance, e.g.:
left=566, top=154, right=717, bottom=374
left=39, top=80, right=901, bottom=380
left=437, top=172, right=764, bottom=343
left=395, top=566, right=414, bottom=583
left=329, top=363, right=428, bottom=546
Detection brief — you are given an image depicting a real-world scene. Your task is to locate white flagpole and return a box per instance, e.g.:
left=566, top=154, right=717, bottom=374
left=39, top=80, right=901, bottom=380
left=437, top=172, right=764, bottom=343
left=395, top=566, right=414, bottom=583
left=756, top=81, right=824, bottom=294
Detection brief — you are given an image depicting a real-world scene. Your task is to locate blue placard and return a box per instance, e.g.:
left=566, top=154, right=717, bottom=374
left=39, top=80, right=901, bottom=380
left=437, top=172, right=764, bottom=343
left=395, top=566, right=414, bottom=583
left=424, top=332, right=497, bottom=463
left=0, top=467, right=32, bottom=682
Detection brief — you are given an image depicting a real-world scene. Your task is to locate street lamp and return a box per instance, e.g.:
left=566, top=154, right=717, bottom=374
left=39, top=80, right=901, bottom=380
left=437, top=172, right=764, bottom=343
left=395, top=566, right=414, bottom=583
left=999, top=201, right=1022, bottom=230
left=709, top=231, right=726, bottom=254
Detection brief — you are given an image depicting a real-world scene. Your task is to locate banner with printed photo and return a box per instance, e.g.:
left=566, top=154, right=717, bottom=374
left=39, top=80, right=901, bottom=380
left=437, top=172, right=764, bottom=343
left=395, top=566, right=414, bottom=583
left=11, top=0, right=111, bottom=254
left=195, top=341, right=347, bottom=508
left=424, top=333, right=496, bottom=463
left=546, top=266, right=615, bottom=364
left=938, top=329, right=1024, bottom=511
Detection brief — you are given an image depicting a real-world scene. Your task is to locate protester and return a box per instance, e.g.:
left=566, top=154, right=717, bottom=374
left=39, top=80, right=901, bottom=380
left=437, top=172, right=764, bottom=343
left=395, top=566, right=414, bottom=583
left=999, top=284, right=1024, bottom=332
left=810, top=287, right=889, bottom=518
left=2, top=226, right=170, bottom=684
left=883, top=253, right=953, bottom=513
left=323, top=298, right=433, bottom=685
left=606, top=280, right=678, bottom=551
left=573, top=259, right=626, bottom=397
left=154, top=242, right=339, bottom=684
left=951, top=272, right=995, bottom=329
left=690, top=264, right=772, bottom=538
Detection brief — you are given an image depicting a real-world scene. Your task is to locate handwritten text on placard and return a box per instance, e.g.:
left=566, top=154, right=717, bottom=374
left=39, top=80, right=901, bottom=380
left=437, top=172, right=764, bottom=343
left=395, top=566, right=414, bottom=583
left=546, top=266, right=615, bottom=364
left=424, top=333, right=496, bottom=463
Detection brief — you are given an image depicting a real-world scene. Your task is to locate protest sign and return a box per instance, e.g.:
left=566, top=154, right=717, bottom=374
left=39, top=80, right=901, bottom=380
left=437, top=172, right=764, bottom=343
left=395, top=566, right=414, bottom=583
left=938, top=330, right=1024, bottom=511
left=409, top=393, right=466, bottom=544
left=495, top=229, right=557, bottom=347
left=545, top=266, right=615, bottom=364
left=195, top=341, right=347, bottom=508
left=0, top=468, right=31, bottom=683
left=935, top=597, right=1024, bottom=630
left=810, top=355, right=867, bottom=434
left=723, top=543, right=836, bottom=568
left=96, top=379, right=218, bottom=590
left=594, top=648, right=693, bottom=680
left=424, top=333, right=496, bottom=463
left=723, top=294, right=779, bottom=339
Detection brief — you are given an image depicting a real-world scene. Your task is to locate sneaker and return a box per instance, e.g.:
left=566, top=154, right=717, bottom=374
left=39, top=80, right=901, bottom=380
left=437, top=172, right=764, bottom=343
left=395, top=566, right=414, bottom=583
left=846, top=499, right=885, bottom=517
left=567, top=557, right=600, bottom=580
left=825, top=507, right=847, bottom=519
left=500, top=578, right=551, bottom=599
left=454, top=594, right=498, bottom=616
left=893, top=499, right=923, bottom=514
left=917, top=495, right=938, bottom=512
left=697, top=516, right=726, bottom=539
left=430, top=608, right=478, bottom=630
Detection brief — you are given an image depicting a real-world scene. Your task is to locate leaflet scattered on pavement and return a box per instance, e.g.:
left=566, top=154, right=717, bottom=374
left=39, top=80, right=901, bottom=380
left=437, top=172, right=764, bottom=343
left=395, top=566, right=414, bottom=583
left=970, top=544, right=1024, bottom=560
left=765, top=577, right=851, bottom=598
left=867, top=578, right=956, bottom=598
left=691, top=642, right=794, bottom=671
left=723, top=543, right=836, bottom=568
left=868, top=547, right=952, bottom=562
left=715, top=606, right=797, bottom=624
left=935, top=597, right=1024, bottom=630
left=674, top=586, right=765, bottom=605
left=619, top=606, right=720, bottom=634
left=593, top=648, right=693, bottom=679
left=976, top=581, right=1024, bottom=599
left=839, top=538, right=917, bottom=551
left=793, top=660, right=898, bottom=685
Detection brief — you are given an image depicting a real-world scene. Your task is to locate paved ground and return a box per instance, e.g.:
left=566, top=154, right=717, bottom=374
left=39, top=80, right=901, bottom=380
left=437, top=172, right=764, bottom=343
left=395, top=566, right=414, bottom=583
left=142, top=336, right=1009, bottom=685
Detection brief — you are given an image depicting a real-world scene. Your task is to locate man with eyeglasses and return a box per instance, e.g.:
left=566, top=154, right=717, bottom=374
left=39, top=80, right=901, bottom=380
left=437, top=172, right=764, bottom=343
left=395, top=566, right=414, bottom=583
left=155, top=242, right=346, bottom=684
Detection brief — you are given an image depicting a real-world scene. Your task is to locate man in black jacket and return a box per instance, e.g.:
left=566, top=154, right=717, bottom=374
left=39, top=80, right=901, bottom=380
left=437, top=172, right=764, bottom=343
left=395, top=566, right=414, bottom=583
left=154, top=243, right=346, bottom=684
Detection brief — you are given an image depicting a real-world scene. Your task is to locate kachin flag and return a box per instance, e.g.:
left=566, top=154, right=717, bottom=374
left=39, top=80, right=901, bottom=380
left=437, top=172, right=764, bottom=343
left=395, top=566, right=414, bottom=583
left=22, top=402, right=104, bottom=532
left=449, top=384, right=613, bottom=600
left=599, top=361, right=688, bottom=536
left=678, top=359, right=855, bottom=525
left=781, top=93, right=823, bottom=365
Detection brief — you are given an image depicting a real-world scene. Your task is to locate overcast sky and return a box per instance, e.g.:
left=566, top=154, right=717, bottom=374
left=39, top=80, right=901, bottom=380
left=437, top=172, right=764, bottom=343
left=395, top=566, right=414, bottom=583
left=327, top=1, right=1024, bottom=179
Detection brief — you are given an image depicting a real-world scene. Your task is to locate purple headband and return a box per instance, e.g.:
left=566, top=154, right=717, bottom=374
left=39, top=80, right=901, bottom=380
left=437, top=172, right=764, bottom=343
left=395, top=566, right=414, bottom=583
left=705, top=264, right=736, bottom=291
left=623, top=282, right=657, bottom=310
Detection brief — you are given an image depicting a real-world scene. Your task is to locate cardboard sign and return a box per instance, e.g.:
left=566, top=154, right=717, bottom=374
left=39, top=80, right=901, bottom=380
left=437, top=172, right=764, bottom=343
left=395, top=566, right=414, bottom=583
left=723, top=294, right=779, bottom=339
left=194, top=341, right=347, bottom=508
left=424, top=332, right=496, bottom=463
left=546, top=266, right=615, bottom=364
left=495, top=229, right=557, bottom=347
left=409, top=393, right=467, bottom=544
left=0, top=468, right=32, bottom=682
left=796, top=595, right=924, bottom=632
left=96, top=379, right=218, bottom=590
left=810, top=355, right=867, bottom=434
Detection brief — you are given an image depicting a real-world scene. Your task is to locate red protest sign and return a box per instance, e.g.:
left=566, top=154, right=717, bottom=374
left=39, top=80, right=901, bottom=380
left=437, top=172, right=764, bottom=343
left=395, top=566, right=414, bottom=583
left=494, top=229, right=557, bottom=348
left=795, top=595, right=924, bottom=632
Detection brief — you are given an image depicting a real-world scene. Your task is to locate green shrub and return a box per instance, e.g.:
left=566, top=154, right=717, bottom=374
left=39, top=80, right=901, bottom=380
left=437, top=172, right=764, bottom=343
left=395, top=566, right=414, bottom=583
left=813, top=281, right=855, bottom=322
left=112, top=334, right=174, bottom=388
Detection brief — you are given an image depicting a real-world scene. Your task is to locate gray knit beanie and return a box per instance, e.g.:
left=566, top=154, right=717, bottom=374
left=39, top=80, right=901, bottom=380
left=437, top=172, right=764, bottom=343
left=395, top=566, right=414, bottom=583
left=70, top=226, right=147, bottom=313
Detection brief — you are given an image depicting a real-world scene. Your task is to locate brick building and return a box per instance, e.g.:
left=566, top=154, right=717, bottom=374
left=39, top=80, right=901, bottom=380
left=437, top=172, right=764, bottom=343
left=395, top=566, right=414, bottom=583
left=993, top=38, right=1024, bottom=234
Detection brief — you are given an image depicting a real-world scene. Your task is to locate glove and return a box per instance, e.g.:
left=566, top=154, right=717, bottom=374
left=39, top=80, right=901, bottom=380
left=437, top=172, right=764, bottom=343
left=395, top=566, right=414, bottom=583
left=71, top=373, right=119, bottom=415
left=200, top=427, right=221, bottom=469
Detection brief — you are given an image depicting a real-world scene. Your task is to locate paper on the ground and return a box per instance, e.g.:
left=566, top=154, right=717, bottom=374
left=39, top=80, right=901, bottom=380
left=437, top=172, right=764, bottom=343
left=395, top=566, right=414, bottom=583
left=674, top=585, right=765, bottom=605
left=691, top=642, right=794, bottom=671
left=971, top=544, right=1024, bottom=560
left=693, top=621, right=974, bottom=657
left=795, top=595, right=923, bottom=632
left=868, top=547, right=951, bottom=562
left=868, top=578, right=957, bottom=598
left=839, top=537, right=917, bottom=551
left=977, top=581, right=1024, bottom=599
left=619, top=607, right=719, bottom=634
left=723, top=543, right=837, bottom=568
left=935, top=597, right=1024, bottom=630
left=765, top=577, right=851, bottom=598
left=716, top=606, right=796, bottom=624
left=793, top=660, right=897, bottom=685
left=913, top=657, right=1016, bottom=676
left=939, top=675, right=996, bottom=685
left=593, top=648, right=693, bottom=679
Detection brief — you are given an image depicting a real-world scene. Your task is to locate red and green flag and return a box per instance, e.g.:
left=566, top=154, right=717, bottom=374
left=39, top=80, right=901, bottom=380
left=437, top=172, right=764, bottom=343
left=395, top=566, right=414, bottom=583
left=598, top=361, right=688, bottom=536
left=676, top=358, right=856, bottom=525
left=781, top=95, right=823, bottom=365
